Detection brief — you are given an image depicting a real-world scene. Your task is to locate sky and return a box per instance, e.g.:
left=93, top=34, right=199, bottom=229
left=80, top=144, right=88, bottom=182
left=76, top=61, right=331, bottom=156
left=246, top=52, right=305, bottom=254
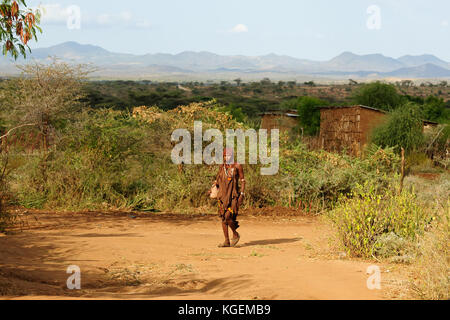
left=24, top=0, right=450, bottom=61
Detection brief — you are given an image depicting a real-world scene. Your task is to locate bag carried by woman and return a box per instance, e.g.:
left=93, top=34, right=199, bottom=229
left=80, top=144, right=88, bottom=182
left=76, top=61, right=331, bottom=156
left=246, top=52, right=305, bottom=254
left=210, top=183, right=219, bottom=199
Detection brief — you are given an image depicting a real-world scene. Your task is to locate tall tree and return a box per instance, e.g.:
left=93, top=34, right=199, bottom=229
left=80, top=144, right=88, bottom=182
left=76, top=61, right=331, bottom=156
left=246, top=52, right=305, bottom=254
left=2, top=59, right=94, bottom=151
left=353, top=81, right=403, bottom=111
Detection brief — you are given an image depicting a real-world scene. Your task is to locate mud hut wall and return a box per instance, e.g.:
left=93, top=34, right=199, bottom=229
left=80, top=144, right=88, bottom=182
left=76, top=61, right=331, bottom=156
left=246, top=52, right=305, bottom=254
left=359, top=107, right=387, bottom=146
left=261, top=115, right=298, bottom=132
left=320, top=108, right=361, bottom=153
left=320, top=107, right=388, bottom=154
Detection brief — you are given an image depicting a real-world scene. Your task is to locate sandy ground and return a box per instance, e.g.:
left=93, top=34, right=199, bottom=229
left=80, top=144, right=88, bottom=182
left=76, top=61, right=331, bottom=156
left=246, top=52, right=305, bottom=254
left=0, top=211, right=400, bottom=300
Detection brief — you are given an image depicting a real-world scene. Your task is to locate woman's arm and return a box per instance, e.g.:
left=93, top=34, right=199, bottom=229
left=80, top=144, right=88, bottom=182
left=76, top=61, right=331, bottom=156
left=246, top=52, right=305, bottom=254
left=208, top=165, right=221, bottom=196
left=214, top=164, right=223, bottom=186
left=236, top=164, right=245, bottom=206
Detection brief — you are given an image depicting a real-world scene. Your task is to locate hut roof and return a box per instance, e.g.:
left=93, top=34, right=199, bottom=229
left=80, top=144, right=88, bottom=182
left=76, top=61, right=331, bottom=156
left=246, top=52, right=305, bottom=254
left=319, top=105, right=387, bottom=114
left=259, top=110, right=299, bottom=117
left=319, top=105, right=439, bottom=125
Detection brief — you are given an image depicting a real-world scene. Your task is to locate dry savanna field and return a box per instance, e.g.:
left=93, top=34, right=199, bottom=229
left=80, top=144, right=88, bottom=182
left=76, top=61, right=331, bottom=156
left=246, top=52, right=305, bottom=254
left=0, top=62, right=449, bottom=301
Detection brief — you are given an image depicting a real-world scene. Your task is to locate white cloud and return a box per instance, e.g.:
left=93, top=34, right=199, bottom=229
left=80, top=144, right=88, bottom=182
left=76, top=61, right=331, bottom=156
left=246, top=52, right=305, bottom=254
left=120, top=11, right=133, bottom=22
left=136, top=20, right=152, bottom=29
left=96, top=11, right=151, bottom=29
left=36, top=4, right=72, bottom=24
left=34, top=4, right=150, bottom=29
left=96, top=13, right=111, bottom=25
left=231, top=24, right=248, bottom=33
left=441, top=20, right=448, bottom=27
left=96, top=11, right=133, bottom=26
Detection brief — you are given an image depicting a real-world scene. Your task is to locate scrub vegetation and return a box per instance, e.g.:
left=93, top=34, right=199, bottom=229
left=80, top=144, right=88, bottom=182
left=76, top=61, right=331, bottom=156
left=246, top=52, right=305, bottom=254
left=0, top=61, right=448, bottom=299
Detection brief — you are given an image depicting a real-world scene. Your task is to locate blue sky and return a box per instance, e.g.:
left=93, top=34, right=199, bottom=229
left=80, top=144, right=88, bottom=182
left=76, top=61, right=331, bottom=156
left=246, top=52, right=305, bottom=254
left=26, top=0, right=450, bottom=61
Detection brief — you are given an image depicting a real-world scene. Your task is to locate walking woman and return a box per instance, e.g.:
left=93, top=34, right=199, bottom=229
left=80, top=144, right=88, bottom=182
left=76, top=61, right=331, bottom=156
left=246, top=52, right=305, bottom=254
left=213, top=148, right=245, bottom=248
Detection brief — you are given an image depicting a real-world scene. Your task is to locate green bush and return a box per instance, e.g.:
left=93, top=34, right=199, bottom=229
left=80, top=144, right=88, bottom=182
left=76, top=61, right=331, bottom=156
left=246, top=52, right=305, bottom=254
left=279, top=96, right=324, bottom=136
left=353, top=81, right=403, bottom=111
left=296, top=96, right=325, bottom=136
left=329, top=182, right=433, bottom=258
left=371, top=103, right=425, bottom=154
left=422, top=96, right=450, bottom=123
left=216, top=103, right=246, bottom=123
left=7, top=104, right=402, bottom=215
left=12, top=109, right=159, bottom=211
left=9, top=106, right=253, bottom=212
left=279, top=142, right=400, bottom=211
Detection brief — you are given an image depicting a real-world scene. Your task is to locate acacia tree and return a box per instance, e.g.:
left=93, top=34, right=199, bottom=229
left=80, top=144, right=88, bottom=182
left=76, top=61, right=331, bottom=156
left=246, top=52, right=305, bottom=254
left=0, top=0, right=41, bottom=59
left=4, top=59, right=94, bottom=151
left=0, top=0, right=41, bottom=225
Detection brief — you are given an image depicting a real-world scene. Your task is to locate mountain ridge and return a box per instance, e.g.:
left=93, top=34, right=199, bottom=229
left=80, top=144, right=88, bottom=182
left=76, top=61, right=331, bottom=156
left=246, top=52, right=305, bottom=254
left=1, top=41, right=450, bottom=79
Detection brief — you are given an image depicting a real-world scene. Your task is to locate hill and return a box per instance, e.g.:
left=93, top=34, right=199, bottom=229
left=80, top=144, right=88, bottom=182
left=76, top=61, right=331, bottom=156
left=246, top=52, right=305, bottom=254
left=1, top=42, right=450, bottom=80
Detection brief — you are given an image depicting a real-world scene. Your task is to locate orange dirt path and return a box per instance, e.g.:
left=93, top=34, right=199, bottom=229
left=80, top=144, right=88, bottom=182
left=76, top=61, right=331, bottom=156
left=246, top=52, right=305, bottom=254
left=0, top=212, right=388, bottom=300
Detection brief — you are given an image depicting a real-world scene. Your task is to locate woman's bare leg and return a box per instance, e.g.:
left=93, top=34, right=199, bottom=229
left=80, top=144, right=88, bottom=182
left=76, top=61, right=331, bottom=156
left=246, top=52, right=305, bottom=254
left=218, top=221, right=231, bottom=247
left=222, top=221, right=230, bottom=242
left=229, top=223, right=238, bottom=238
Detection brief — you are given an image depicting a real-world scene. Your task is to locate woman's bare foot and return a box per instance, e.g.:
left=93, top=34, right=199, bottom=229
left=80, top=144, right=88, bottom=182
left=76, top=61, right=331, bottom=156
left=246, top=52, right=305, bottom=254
left=218, top=240, right=231, bottom=248
left=231, top=232, right=240, bottom=247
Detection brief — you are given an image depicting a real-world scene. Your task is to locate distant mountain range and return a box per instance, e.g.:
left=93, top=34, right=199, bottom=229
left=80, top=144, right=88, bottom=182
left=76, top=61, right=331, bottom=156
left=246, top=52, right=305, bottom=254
left=1, top=41, right=450, bottom=80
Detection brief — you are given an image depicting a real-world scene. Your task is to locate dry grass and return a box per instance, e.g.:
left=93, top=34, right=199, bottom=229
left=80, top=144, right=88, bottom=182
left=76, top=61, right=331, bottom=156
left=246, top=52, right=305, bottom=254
left=404, top=173, right=449, bottom=300
left=409, top=207, right=449, bottom=300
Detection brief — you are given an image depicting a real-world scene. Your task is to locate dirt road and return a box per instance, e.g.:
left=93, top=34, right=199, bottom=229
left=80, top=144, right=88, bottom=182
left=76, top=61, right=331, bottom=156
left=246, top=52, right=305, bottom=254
left=0, top=211, right=391, bottom=300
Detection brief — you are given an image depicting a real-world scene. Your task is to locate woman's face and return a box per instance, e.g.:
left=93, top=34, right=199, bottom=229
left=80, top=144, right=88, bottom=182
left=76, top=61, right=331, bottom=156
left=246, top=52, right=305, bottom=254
left=224, top=151, right=233, bottom=164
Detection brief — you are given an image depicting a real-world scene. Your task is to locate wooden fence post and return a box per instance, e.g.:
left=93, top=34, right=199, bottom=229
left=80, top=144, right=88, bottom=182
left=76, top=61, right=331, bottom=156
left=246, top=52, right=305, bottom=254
left=399, top=147, right=405, bottom=194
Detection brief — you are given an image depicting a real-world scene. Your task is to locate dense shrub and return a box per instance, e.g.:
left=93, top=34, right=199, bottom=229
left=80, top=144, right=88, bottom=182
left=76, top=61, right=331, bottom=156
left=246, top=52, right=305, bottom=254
left=329, top=182, right=433, bottom=258
left=9, top=102, right=247, bottom=212
left=296, top=97, right=325, bottom=136
left=7, top=104, right=401, bottom=214
left=421, top=96, right=450, bottom=123
left=11, top=109, right=157, bottom=210
left=279, top=142, right=400, bottom=211
left=353, top=81, right=403, bottom=111
left=278, top=96, right=325, bottom=136
left=371, top=103, right=425, bottom=154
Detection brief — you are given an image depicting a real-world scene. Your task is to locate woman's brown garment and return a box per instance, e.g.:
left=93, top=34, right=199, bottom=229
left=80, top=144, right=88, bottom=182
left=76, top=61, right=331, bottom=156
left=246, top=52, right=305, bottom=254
left=216, top=164, right=241, bottom=230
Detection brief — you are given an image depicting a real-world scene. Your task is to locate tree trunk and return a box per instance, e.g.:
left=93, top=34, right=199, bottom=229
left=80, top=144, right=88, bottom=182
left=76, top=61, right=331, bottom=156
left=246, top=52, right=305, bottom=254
left=42, top=114, right=49, bottom=152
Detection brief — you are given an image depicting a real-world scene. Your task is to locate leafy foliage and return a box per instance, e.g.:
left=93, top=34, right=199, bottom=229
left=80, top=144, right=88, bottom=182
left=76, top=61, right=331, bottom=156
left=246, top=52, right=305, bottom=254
left=280, top=96, right=325, bottom=136
left=6, top=100, right=402, bottom=213
left=216, top=103, right=246, bottom=123
left=353, top=81, right=403, bottom=111
left=278, top=141, right=400, bottom=210
left=1, top=58, right=94, bottom=150
left=371, top=103, right=425, bottom=154
left=0, top=0, right=41, bottom=59
left=296, top=96, right=325, bottom=136
left=422, top=96, right=450, bottom=123
left=330, top=182, right=432, bottom=258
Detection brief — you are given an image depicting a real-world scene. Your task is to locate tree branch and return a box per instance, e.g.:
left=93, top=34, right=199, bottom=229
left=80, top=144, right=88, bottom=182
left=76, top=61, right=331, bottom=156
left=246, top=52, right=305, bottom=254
left=0, top=123, right=37, bottom=141
left=425, top=126, right=446, bottom=152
